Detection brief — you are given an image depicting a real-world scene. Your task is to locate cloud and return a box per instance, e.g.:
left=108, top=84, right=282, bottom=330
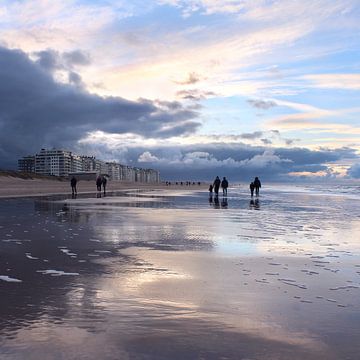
left=138, top=151, right=160, bottom=162
left=78, top=130, right=359, bottom=180
left=269, top=115, right=360, bottom=134
left=247, top=99, right=278, bottom=110
left=137, top=148, right=292, bottom=170
left=261, top=138, right=272, bottom=145
left=158, top=0, right=354, bottom=21
left=174, top=72, right=203, bottom=85
left=302, top=74, right=360, bottom=90
left=34, top=49, right=91, bottom=71
left=0, top=46, right=200, bottom=168
left=347, top=163, right=360, bottom=178
left=176, top=89, right=217, bottom=101
left=63, top=50, right=91, bottom=67
left=240, top=131, right=264, bottom=140
left=285, top=138, right=297, bottom=146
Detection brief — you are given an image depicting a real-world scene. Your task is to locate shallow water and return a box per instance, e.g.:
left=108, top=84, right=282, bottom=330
left=1, top=185, right=360, bottom=359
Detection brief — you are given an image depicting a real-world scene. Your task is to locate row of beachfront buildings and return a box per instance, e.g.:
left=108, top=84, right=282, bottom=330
left=18, top=148, right=160, bottom=183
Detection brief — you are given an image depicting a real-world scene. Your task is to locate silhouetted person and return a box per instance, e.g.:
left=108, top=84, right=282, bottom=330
left=70, top=176, right=77, bottom=195
left=221, top=177, right=228, bottom=195
left=209, top=184, right=213, bottom=194
left=254, top=177, right=261, bottom=196
left=102, top=176, right=107, bottom=194
left=250, top=182, right=255, bottom=197
left=96, top=175, right=102, bottom=191
left=213, top=176, right=221, bottom=195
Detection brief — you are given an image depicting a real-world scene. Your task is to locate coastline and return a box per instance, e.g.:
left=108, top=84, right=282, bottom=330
left=0, top=176, right=208, bottom=199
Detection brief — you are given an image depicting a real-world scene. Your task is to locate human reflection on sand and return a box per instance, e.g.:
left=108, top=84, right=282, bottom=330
left=1, top=187, right=360, bottom=359
left=249, top=198, right=260, bottom=210
left=209, top=194, right=228, bottom=209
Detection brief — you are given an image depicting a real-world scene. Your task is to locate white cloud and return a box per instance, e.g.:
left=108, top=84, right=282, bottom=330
left=302, top=74, right=360, bottom=90
left=135, top=149, right=292, bottom=170
left=138, top=151, right=160, bottom=162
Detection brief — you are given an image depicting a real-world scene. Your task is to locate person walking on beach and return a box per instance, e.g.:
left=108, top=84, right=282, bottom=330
left=254, top=177, right=261, bottom=196
left=70, top=176, right=77, bottom=195
left=213, top=176, right=221, bottom=195
left=250, top=182, right=255, bottom=197
left=102, top=176, right=107, bottom=195
left=96, top=175, right=102, bottom=192
left=221, top=177, right=228, bottom=196
left=209, top=184, right=213, bottom=194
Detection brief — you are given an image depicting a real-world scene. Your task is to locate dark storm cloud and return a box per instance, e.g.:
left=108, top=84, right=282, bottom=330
left=34, top=49, right=91, bottom=71
left=68, top=71, right=84, bottom=87
left=63, top=50, right=91, bottom=67
left=140, top=145, right=358, bottom=181
left=34, top=49, right=61, bottom=71
left=0, top=46, right=200, bottom=168
left=247, top=99, right=278, bottom=110
left=78, top=138, right=359, bottom=181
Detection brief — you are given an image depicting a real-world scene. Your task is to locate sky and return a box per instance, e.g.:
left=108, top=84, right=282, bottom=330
left=0, top=0, right=360, bottom=181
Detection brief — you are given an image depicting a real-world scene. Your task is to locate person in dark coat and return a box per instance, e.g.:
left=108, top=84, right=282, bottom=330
left=213, top=176, right=221, bottom=195
left=70, top=176, right=77, bottom=195
left=249, top=182, right=255, bottom=197
left=96, top=175, right=102, bottom=192
left=102, top=176, right=107, bottom=194
left=221, top=177, right=228, bottom=195
left=209, top=184, right=213, bottom=194
left=254, top=177, right=261, bottom=196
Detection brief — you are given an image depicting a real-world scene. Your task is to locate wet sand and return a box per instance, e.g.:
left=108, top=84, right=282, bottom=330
left=1, top=186, right=360, bottom=359
left=0, top=176, right=207, bottom=198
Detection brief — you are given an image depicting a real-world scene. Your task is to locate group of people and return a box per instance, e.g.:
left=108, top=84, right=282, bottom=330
left=249, top=177, right=261, bottom=197
left=70, top=175, right=108, bottom=196
left=209, top=176, right=228, bottom=196
left=208, top=176, right=262, bottom=197
left=96, top=175, right=107, bottom=194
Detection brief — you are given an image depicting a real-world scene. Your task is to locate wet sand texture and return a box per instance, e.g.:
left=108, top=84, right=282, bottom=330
left=1, top=185, right=360, bottom=359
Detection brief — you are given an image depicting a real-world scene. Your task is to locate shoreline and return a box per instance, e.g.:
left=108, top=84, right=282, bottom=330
left=0, top=176, right=208, bottom=199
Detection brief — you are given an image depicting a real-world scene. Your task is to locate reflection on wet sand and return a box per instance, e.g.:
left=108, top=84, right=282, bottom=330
left=209, top=195, right=228, bottom=209
left=1, top=187, right=360, bottom=359
left=249, top=198, right=260, bottom=210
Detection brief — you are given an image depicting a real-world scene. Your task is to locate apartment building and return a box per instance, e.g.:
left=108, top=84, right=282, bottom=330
left=18, top=148, right=160, bottom=183
left=106, top=162, right=121, bottom=181
left=18, top=155, right=35, bottom=173
left=35, top=149, right=73, bottom=177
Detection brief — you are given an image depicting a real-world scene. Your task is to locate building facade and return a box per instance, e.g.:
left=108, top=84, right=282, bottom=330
left=18, top=148, right=160, bottom=183
left=18, top=155, right=35, bottom=173
left=35, top=149, right=73, bottom=177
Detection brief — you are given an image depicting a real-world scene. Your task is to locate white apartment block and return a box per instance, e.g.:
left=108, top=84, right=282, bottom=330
left=19, top=148, right=160, bottom=183
left=35, top=149, right=73, bottom=177
left=106, top=162, right=121, bottom=181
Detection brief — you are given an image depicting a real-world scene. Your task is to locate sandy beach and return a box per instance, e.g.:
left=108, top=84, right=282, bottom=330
left=0, top=176, right=207, bottom=198
left=1, top=184, right=360, bottom=359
